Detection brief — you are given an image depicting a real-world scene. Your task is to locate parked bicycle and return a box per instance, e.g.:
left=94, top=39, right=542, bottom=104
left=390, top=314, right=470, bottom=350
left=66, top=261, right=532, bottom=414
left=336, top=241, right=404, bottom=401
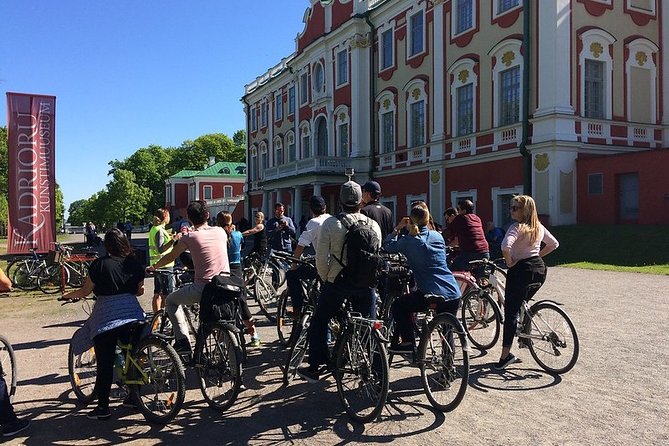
left=10, top=248, right=47, bottom=291
left=0, top=334, right=17, bottom=402
left=242, top=251, right=281, bottom=322
left=64, top=297, right=186, bottom=424
left=38, top=244, right=98, bottom=294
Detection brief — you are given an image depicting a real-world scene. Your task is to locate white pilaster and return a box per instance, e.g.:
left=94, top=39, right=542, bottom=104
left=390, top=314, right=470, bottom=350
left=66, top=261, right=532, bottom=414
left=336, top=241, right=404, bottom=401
left=350, top=33, right=372, bottom=157
left=313, top=183, right=322, bottom=196
left=430, top=1, right=446, bottom=161
left=534, top=0, right=574, bottom=117
left=293, top=186, right=303, bottom=236
left=262, top=191, right=270, bottom=216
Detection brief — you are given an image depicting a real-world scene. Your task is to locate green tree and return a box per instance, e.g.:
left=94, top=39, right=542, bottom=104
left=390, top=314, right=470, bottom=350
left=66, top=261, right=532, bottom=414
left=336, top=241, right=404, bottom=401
left=174, top=133, right=244, bottom=171
left=67, top=199, right=88, bottom=225
left=104, top=169, right=150, bottom=225
left=55, top=183, right=64, bottom=231
left=233, top=129, right=246, bottom=150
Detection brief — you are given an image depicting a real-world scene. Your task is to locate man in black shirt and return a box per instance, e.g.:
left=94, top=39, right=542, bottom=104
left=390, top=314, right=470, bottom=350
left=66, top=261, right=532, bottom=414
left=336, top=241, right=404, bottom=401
left=360, top=180, right=393, bottom=239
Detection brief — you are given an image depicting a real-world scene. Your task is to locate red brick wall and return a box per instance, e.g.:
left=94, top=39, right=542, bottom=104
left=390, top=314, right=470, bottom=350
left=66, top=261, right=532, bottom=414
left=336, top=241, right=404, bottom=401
left=174, top=183, right=189, bottom=209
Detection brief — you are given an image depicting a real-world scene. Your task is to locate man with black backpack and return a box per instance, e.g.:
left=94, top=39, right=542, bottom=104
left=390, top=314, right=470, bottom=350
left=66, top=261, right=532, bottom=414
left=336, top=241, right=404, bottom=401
left=298, top=181, right=382, bottom=383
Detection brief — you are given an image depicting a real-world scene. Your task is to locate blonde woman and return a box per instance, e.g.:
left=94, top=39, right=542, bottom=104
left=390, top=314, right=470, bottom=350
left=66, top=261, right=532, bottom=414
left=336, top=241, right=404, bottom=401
left=383, top=204, right=461, bottom=353
left=496, top=195, right=559, bottom=370
left=241, top=212, right=267, bottom=258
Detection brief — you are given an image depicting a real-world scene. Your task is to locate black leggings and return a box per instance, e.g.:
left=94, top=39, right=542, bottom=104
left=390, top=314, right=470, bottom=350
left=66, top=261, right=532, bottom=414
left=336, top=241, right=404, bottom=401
left=93, top=324, right=133, bottom=408
left=230, top=264, right=252, bottom=321
left=392, top=291, right=460, bottom=344
left=502, top=256, right=547, bottom=348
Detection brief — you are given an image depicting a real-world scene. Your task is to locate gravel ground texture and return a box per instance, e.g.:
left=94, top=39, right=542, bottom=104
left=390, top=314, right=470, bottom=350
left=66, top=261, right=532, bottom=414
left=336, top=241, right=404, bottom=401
left=0, top=259, right=668, bottom=445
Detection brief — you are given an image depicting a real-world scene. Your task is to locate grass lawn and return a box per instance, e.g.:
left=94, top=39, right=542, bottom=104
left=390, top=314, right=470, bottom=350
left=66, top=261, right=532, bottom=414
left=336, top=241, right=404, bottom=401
left=545, top=225, right=669, bottom=275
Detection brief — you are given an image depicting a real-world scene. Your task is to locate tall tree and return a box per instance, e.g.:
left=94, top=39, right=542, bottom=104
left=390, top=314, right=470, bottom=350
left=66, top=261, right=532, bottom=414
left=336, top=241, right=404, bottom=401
left=104, top=169, right=151, bottom=225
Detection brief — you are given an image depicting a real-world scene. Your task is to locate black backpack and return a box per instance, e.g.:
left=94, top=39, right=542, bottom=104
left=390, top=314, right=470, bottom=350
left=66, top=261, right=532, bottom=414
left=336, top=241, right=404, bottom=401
left=200, top=274, right=241, bottom=323
left=334, top=214, right=382, bottom=288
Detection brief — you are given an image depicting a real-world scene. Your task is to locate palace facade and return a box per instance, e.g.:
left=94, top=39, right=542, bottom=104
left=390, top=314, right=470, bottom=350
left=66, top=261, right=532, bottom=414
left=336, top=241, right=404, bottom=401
left=243, top=0, right=669, bottom=228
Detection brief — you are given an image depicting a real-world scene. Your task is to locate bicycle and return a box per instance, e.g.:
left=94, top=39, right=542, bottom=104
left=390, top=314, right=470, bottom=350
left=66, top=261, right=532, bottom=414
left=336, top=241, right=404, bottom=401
left=242, top=251, right=280, bottom=322
left=285, top=301, right=390, bottom=424
left=273, top=251, right=319, bottom=346
left=38, top=244, right=98, bottom=294
left=387, top=294, right=470, bottom=412
left=511, top=284, right=579, bottom=374
left=65, top=298, right=186, bottom=424
left=11, top=248, right=47, bottom=291
left=149, top=268, right=198, bottom=339
left=459, top=258, right=506, bottom=350
left=0, top=334, right=17, bottom=402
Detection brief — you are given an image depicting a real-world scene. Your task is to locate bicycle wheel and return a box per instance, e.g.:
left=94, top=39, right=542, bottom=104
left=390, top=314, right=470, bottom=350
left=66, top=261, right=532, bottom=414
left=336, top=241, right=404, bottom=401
left=334, top=327, right=389, bottom=423
left=68, top=340, right=97, bottom=404
left=67, top=262, right=89, bottom=288
left=269, top=259, right=287, bottom=289
left=460, top=289, right=502, bottom=350
left=129, top=336, right=186, bottom=424
left=150, top=310, right=173, bottom=337
left=276, top=290, right=295, bottom=347
left=0, top=335, right=17, bottom=402
left=5, top=257, right=26, bottom=282
left=12, top=261, right=39, bottom=291
left=197, top=323, right=243, bottom=411
left=254, top=277, right=278, bottom=322
left=526, top=301, right=579, bottom=374
left=38, top=264, right=68, bottom=294
left=418, top=313, right=469, bottom=412
left=284, top=313, right=310, bottom=384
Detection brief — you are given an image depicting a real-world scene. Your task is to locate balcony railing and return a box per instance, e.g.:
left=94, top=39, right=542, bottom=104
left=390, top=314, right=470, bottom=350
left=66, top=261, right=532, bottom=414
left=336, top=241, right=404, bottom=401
left=580, top=119, right=661, bottom=147
left=262, top=156, right=350, bottom=181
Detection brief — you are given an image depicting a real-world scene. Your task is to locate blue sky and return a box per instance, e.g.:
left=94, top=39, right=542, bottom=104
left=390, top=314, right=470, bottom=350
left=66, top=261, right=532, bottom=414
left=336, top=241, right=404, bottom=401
left=1, top=0, right=309, bottom=214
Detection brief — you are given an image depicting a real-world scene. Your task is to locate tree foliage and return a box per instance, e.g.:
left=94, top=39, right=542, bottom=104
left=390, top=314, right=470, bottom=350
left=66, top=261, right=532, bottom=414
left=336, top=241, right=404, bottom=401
left=19, top=130, right=249, bottom=230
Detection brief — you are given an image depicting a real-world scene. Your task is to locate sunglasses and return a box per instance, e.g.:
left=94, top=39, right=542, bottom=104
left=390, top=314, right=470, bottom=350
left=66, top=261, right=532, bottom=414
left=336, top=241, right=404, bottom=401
left=510, top=205, right=520, bottom=211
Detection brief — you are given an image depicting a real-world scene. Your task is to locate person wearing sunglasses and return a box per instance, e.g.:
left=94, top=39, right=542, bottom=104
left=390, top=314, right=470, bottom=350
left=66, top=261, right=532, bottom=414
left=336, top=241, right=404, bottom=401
left=495, top=195, right=559, bottom=370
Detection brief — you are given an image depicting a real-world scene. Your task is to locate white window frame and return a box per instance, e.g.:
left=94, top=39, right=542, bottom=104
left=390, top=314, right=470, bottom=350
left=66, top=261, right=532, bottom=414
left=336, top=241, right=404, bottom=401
left=491, top=185, right=523, bottom=226
left=377, top=91, right=396, bottom=154
left=336, top=49, right=349, bottom=87
left=224, top=185, right=233, bottom=198
left=313, top=62, right=325, bottom=97
left=494, top=0, right=521, bottom=17
left=259, top=143, right=267, bottom=179
left=274, top=136, right=283, bottom=166
left=627, top=0, right=656, bottom=15
left=408, top=10, right=425, bottom=59
left=300, top=71, right=309, bottom=106
left=625, top=38, right=659, bottom=123
left=334, top=105, right=350, bottom=157
left=288, top=85, right=296, bottom=115
left=405, top=193, right=427, bottom=216
left=490, top=39, right=524, bottom=127
left=405, top=80, right=427, bottom=148
left=274, top=91, right=283, bottom=121
left=380, top=196, right=397, bottom=221
left=250, top=105, right=257, bottom=132
left=449, top=58, right=477, bottom=139
left=250, top=145, right=258, bottom=181
left=579, top=29, right=615, bottom=120
left=260, top=99, right=268, bottom=128
left=165, top=184, right=172, bottom=205
left=452, top=0, right=476, bottom=37
left=450, top=189, right=478, bottom=211
left=203, top=185, right=213, bottom=200
left=379, top=27, right=395, bottom=72
left=286, top=131, right=296, bottom=162
left=300, top=122, right=311, bottom=159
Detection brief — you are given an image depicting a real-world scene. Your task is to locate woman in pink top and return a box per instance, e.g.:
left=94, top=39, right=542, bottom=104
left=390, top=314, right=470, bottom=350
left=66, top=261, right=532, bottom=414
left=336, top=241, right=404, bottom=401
left=495, top=195, right=559, bottom=370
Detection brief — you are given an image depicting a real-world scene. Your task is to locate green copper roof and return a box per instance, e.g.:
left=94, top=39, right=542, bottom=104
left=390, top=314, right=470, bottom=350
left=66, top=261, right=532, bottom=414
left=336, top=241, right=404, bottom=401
left=169, top=162, right=246, bottom=179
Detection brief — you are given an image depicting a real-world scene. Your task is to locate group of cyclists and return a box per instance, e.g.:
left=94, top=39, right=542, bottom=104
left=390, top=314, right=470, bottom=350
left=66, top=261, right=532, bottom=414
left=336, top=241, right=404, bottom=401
left=45, top=177, right=560, bottom=425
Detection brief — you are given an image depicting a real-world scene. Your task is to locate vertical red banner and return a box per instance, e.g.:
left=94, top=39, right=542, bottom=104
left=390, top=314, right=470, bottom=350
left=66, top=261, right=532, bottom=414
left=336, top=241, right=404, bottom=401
left=6, top=93, right=57, bottom=254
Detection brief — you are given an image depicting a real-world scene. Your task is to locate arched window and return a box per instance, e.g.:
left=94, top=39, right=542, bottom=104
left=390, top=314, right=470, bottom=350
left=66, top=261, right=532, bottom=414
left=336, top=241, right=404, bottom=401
left=579, top=29, right=616, bottom=120
left=313, top=62, right=325, bottom=95
left=490, top=39, right=523, bottom=127
left=334, top=105, right=351, bottom=157
left=376, top=91, right=396, bottom=154
left=274, top=136, right=284, bottom=166
left=285, top=131, right=296, bottom=162
left=449, top=58, right=477, bottom=137
left=300, top=122, right=311, bottom=159
left=404, top=79, right=427, bottom=148
left=250, top=145, right=258, bottom=181
left=259, top=142, right=268, bottom=179
left=315, top=116, right=329, bottom=156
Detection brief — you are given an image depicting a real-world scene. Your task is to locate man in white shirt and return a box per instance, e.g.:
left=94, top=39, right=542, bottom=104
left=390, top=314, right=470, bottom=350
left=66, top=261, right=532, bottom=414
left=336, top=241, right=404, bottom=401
left=285, top=196, right=330, bottom=315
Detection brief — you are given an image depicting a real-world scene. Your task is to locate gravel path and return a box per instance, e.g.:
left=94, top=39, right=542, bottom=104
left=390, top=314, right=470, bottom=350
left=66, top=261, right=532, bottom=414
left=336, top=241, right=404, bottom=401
left=1, top=267, right=667, bottom=445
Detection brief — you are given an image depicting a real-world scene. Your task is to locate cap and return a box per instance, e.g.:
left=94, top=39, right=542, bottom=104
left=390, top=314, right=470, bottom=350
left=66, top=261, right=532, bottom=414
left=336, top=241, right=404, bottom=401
left=340, top=181, right=363, bottom=207
left=362, top=180, right=381, bottom=195
left=309, top=195, right=326, bottom=212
